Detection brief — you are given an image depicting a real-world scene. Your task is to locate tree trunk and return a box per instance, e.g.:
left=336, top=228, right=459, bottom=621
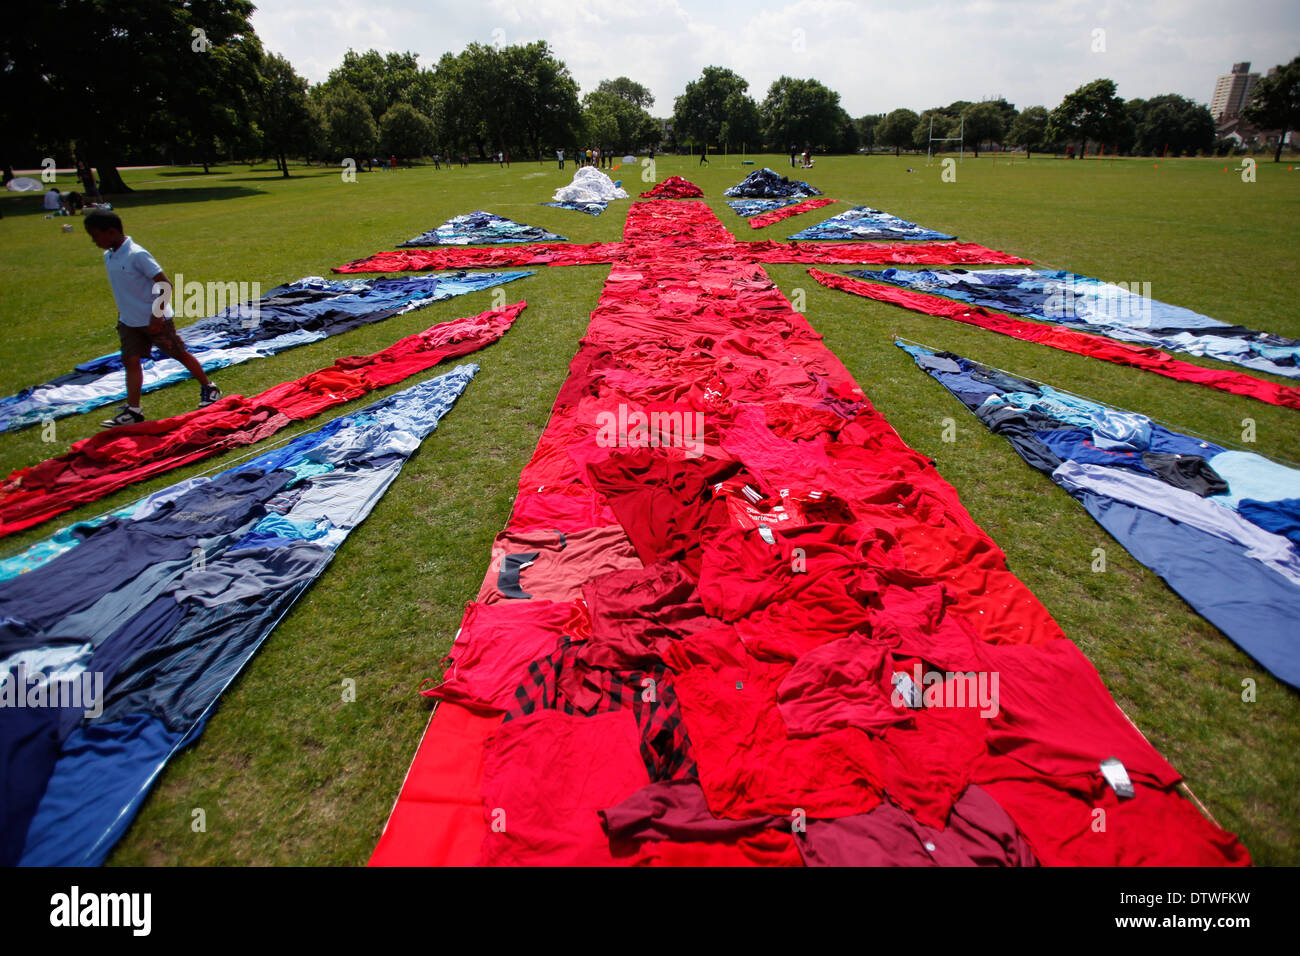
left=279, top=152, right=289, bottom=177
left=1274, top=130, right=1286, bottom=163
left=1026, top=146, right=1032, bottom=160
left=96, top=164, right=132, bottom=193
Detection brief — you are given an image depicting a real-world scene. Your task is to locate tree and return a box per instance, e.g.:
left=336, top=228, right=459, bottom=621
left=326, top=50, right=433, bottom=120
left=255, top=52, right=317, bottom=177
left=597, top=77, right=654, bottom=110
left=856, top=114, right=883, bottom=152
left=0, top=0, right=261, bottom=192
left=1047, top=78, right=1128, bottom=156
left=381, top=102, right=436, bottom=158
left=1128, top=94, right=1214, bottom=156
left=1008, top=105, right=1049, bottom=158
left=431, top=41, right=580, bottom=160
left=673, top=67, right=760, bottom=150
left=1244, top=55, right=1300, bottom=162
left=316, top=82, right=378, bottom=162
left=582, top=91, right=658, bottom=153
left=878, top=109, right=919, bottom=156
left=502, top=42, right=582, bottom=161
left=961, top=101, right=1006, bottom=157
left=760, top=76, right=845, bottom=150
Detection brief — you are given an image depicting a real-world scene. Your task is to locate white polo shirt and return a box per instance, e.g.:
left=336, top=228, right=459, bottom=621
left=104, top=236, right=173, bottom=327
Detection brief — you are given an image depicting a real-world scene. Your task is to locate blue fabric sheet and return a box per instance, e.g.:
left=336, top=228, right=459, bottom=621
left=398, top=211, right=566, bottom=246
left=788, top=206, right=954, bottom=241
left=2, top=365, right=478, bottom=866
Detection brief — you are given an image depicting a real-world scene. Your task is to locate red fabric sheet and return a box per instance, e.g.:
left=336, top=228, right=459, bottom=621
left=639, top=176, right=704, bottom=199
left=0, top=302, right=526, bottom=538
left=368, top=702, right=500, bottom=867
left=373, top=199, right=1248, bottom=867
left=810, top=268, right=1300, bottom=410
left=747, top=197, right=837, bottom=229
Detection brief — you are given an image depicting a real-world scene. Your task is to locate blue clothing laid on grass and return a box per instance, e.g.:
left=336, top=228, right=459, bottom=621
left=1, top=365, right=478, bottom=866
left=398, top=211, right=566, bottom=246
left=540, top=201, right=607, bottom=216
left=859, top=267, right=1300, bottom=380
left=789, top=206, right=954, bottom=241
left=898, top=339, right=1300, bottom=690
left=725, top=198, right=799, bottom=218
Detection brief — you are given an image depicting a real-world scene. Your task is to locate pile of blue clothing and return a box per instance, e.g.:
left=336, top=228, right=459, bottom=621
left=398, top=211, right=567, bottom=246
left=722, top=168, right=822, bottom=199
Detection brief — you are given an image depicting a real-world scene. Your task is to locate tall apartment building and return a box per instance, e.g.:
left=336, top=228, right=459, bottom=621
left=1211, top=62, right=1259, bottom=120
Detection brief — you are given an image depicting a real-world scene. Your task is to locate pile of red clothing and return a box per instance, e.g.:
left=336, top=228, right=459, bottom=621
left=639, top=176, right=704, bottom=199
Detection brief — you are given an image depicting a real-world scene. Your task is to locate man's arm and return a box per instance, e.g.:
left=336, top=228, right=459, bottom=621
left=149, top=271, right=172, bottom=333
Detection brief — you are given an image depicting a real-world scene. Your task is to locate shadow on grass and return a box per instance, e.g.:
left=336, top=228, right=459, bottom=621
left=1, top=184, right=269, bottom=218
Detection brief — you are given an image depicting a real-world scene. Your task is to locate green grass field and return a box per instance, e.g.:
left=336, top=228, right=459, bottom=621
left=1, top=151, right=1297, bottom=865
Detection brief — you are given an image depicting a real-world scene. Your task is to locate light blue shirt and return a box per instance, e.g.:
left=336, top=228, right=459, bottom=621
left=104, top=236, right=172, bottom=327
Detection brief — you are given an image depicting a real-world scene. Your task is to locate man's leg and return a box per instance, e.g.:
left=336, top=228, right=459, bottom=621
left=152, top=321, right=212, bottom=387
left=124, top=354, right=144, bottom=408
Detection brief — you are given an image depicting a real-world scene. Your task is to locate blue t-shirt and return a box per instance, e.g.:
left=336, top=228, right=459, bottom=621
left=104, top=236, right=172, bottom=327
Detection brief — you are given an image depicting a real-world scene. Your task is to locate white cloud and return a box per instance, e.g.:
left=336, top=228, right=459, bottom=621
left=250, top=0, right=1300, bottom=114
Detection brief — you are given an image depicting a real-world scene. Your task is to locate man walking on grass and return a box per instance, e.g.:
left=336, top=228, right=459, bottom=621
left=84, top=209, right=221, bottom=427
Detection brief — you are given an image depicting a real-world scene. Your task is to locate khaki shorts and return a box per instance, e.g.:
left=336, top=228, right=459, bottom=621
left=117, top=320, right=188, bottom=361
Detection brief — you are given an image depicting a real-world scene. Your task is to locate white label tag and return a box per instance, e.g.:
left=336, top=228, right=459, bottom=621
left=1100, top=757, right=1135, bottom=799
left=892, top=671, right=922, bottom=708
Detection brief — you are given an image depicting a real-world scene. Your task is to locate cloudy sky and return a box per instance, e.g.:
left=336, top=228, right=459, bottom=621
left=251, top=0, right=1299, bottom=115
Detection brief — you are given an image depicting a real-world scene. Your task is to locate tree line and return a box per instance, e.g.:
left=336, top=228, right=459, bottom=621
left=2, top=0, right=1296, bottom=191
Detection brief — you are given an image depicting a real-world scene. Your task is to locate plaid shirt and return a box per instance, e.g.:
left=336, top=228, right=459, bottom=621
left=505, top=639, right=697, bottom=782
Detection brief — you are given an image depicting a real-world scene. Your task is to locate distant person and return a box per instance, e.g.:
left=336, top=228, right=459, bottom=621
left=497, top=151, right=504, bottom=168
left=77, top=161, right=101, bottom=201
left=803, top=141, right=811, bottom=167
left=698, top=144, right=709, bottom=166
left=461, top=154, right=468, bottom=168
left=44, top=187, right=63, bottom=212
left=790, top=143, right=798, bottom=167
left=433, top=154, right=441, bottom=170
left=83, top=209, right=221, bottom=427
left=504, top=151, right=510, bottom=168
left=556, top=148, right=565, bottom=169
left=390, top=154, right=397, bottom=171
left=64, top=191, right=85, bottom=215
